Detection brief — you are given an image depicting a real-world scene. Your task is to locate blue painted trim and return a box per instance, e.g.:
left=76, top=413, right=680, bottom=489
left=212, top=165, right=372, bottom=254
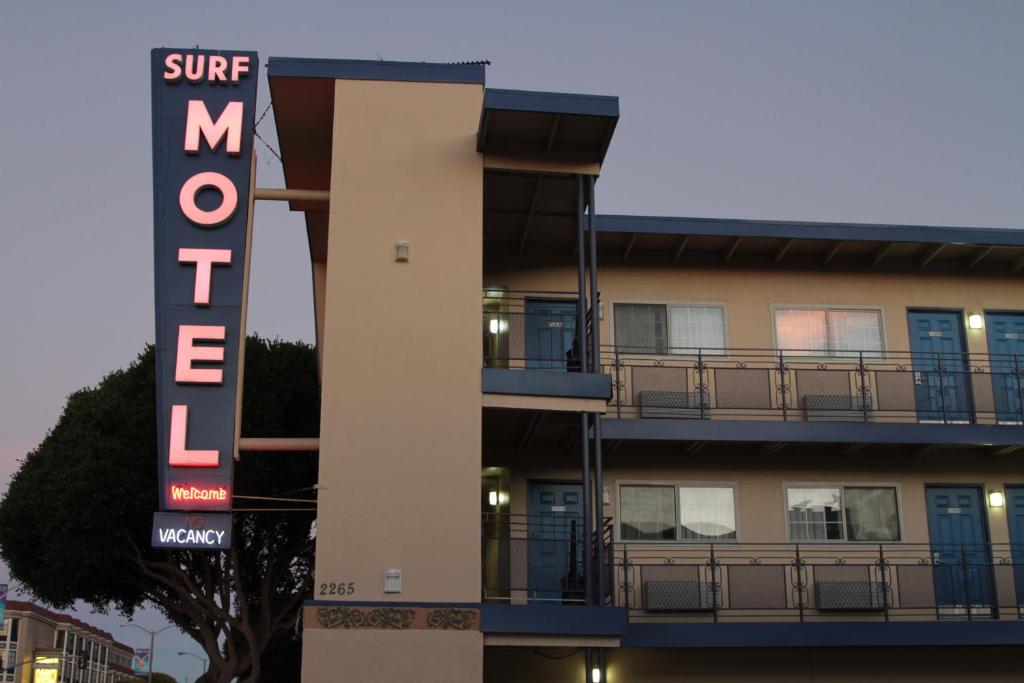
left=482, top=368, right=612, bottom=400
left=484, top=89, right=619, bottom=118
left=602, top=418, right=1024, bottom=447
left=596, top=215, right=1024, bottom=249
left=267, top=57, right=485, bottom=85
left=622, top=621, right=1024, bottom=648
left=480, top=604, right=627, bottom=636
left=305, top=599, right=480, bottom=609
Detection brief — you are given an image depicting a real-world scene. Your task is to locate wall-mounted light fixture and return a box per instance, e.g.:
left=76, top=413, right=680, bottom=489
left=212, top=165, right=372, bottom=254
left=988, top=490, right=1005, bottom=508
left=591, top=666, right=601, bottom=683
left=394, top=240, right=410, bottom=262
left=488, top=318, right=509, bottom=334
left=488, top=490, right=498, bottom=507
left=968, top=313, right=985, bottom=330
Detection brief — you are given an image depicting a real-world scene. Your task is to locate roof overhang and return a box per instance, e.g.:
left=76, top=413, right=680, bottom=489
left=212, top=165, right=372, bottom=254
left=478, top=88, right=619, bottom=164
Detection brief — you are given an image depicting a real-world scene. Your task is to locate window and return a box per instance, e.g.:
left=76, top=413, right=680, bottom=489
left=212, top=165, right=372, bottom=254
left=621, top=484, right=737, bottom=541
left=678, top=486, right=736, bottom=540
left=786, top=485, right=900, bottom=541
left=615, top=303, right=726, bottom=354
left=774, top=307, right=882, bottom=357
left=8, top=618, right=17, bottom=643
left=620, top=485, right=675, bottom=540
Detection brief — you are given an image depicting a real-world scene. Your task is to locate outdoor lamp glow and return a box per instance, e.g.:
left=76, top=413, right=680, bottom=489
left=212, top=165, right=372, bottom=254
left=968, top=314, right=985, bottom=329
left=488, top=490, right=498, bottom=507
left=989, top=490, right=1005, bottom=508
left=591, top=666, right=601, bottom=683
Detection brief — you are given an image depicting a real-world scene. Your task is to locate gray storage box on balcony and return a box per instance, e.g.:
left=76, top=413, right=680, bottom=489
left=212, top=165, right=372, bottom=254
left=638, top=390, right=710, bottom=419
left=803, top=394, right=871, bottom=422
left=642, top=580, right=720, bottom=611
left=814, top=580, right=887, bottom=610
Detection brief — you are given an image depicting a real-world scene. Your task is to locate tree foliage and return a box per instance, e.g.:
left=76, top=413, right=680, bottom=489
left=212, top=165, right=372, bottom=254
left=0, top=336, right=319, bottom=682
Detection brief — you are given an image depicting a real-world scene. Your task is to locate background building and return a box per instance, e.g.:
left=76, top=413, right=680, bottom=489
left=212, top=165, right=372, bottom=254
left=0, top=601, right=134, bottom=683
left=255, top=56, right=1024, bottom=682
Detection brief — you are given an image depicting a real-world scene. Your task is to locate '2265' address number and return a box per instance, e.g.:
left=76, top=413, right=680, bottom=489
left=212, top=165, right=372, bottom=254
left=319, top=582, right=355, bottom=596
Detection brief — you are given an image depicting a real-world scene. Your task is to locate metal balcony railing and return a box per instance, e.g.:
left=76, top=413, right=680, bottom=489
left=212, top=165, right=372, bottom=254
left=601, top=346, right=1024, bottom=425
left=481, top=517, right=1024, bottom=623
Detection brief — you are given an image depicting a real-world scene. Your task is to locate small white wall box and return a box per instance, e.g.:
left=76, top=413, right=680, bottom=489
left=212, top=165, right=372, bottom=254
left=384, top=569, right=402, bottom=593
left=394, top=241, right=410, bottom=262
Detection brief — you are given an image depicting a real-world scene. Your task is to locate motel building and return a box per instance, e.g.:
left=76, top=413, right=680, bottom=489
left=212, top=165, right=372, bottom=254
left=154, top=51, right=1024, bottom=681
left=0, top=602, right=133, bottom=683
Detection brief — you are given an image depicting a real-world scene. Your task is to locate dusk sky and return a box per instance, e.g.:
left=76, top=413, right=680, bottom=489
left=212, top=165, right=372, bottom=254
left=2, top=1, right=1022, bottom=680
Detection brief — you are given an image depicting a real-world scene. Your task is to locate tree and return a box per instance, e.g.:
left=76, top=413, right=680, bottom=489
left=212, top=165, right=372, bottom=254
left=0, top=337, right=320, bottom=682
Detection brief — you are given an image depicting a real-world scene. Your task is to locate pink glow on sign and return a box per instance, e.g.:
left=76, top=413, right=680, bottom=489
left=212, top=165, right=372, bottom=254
left=179, top=171, right=238, bottom=227
left=178, top=248, right=232, bottom=305
left=163, top=53, right=184, bottom=82
left=230, top=56, right=250, bottom=83
left=175, top=325, right=226, bottom=384
left=184, top=100, right=243, bottom=156
left=169, top=405, right=219, bottom=467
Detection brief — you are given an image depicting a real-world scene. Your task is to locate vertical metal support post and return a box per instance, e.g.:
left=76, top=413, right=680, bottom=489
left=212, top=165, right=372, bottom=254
left=587, top=176, right=600, bottom=372
left=859, top=351, right=869, bottom=422
left=961, top=543, right=972, bottom=621
left=710, top=543, right=719, bottom=623
left=584, top=648, right=593, bottom=683
left=575, top=176, right=588, bottom=373
left=614, top=345, right=622, bottom=418
left=622, top=542, right=630, bottom=609
left=580, top=413, right=593, bottom=605
left=779, top=349, right=788, bottom=421
left=794, top=543, right=805, bottom=622
left=698, top=349, right=707, bottom=420
left=593, top=413, right=606, bottom=603
left=1015, top=354, right=1024, bottom=423
left=879, top=544, right=890, bottom=622
left=937, top=352, right=948, bottom=423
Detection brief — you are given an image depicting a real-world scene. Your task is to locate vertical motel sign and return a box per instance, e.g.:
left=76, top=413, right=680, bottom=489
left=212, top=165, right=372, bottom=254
left=150, top=48, right=258, bottom=549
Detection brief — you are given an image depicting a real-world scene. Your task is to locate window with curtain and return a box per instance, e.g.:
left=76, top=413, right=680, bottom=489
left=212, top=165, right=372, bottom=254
left=620, top=485, right=676, bottom=540
left=621, top=484, right=738, bottom=541
left=785, top=485, right=900, bottom=541
left=774, top=307, right=882, bottom=357
left=615, top=303, right=725, bottom=354
left=678, top=486, right=736, bottom=540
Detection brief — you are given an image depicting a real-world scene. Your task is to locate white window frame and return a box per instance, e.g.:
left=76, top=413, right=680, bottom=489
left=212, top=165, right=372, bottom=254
left=770, top=304, right=887, bottom=359
left=782, top=481, right=904, bottom=544
left=611, top=300, right=729, bottom=356
left=616, top=480, right=740, bottom=543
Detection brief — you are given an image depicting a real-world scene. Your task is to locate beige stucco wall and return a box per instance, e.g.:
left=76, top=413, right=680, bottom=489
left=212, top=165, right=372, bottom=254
left=485, top=645, right=1024, bottom=683
left=304, top=630, right=483, bottom=683
left=493, top=448, right=1019, bottom=546
left=485, top=265, right=1024, bottom=355
left=305, top=77, right=483, bottom=681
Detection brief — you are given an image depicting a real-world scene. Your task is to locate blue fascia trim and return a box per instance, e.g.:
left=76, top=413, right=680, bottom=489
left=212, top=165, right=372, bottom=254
left=601, top=418, right=1024, bottom=447
left=622, top=621, right=1024, bottom=649
left=482, top=368, right=612, bottom=400
left=484, top=88, right=619, bottom=118
left=267, top=57, right=485, bottom=85
left=595, top=215, right=1024, bottom=249
left=305, top=599, right=480, bottom=609
left=480, top=604, right=627, bottom=636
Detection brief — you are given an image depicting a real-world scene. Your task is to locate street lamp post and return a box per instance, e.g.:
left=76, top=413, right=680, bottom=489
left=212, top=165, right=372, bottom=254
left=120, top=623, right=174, bottom=683
left=177, top=651, right=209, bottom=681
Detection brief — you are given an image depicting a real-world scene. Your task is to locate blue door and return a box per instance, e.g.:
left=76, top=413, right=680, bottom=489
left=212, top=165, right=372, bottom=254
left=527, top=481, right=584, bottom=602
left=525, top=299, right=577, bottom=370
left=984, top=313, right=1024, bottom=423
left=908, top=311, right=972, bottom=422
left=925, top=486, right=993, bottom=611
left=1006, top=487, right=1024, bottom=609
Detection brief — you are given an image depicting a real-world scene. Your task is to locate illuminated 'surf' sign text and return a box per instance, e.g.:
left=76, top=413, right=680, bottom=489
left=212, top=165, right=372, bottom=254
left=151, top=48, right=258, bottom=536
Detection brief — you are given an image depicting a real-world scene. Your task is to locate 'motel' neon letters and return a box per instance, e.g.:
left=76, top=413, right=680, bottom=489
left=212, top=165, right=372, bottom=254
left=164, top=52, right=250, bottom=469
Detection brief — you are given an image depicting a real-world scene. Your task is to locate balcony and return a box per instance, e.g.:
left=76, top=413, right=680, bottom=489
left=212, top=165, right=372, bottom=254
left=602, top=346, right=1024, bottom=425
left=481, top=515, right=1024, bottom=643
left=481, top=290, right=610, bottom=403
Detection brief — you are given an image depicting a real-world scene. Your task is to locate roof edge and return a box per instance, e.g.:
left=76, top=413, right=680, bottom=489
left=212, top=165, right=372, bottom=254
left=266, top=57, right=485, bottom=85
